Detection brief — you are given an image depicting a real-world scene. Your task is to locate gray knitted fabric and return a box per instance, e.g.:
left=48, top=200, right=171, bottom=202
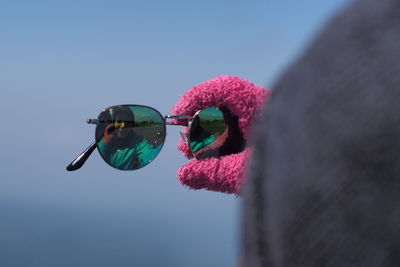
left=242, top=0, right=400, bottom=266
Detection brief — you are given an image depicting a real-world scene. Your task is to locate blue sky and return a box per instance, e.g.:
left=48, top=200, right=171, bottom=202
left=0, top=1, right=351, bottom=266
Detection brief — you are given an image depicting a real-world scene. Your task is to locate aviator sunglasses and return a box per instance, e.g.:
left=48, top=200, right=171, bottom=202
left=66, top=104, right=245, bottom=171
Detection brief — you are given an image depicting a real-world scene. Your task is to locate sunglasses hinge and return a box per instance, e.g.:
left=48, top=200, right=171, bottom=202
left=86, top=118, right=99, bottom=124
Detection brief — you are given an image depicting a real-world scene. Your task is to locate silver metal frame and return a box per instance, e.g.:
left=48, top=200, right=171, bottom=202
left=87, top=114, right=194, bottom=126
left=67, top=106, right=200, bottom=171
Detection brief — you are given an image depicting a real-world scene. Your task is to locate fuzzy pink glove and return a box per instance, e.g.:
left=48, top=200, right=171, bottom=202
left=173, top=75, right=270, bottom=194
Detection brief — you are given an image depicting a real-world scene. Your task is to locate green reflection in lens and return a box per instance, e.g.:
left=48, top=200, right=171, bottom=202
left=189, top=107, right=228, bottom=154
left=95, top=105, right=166, bottom=170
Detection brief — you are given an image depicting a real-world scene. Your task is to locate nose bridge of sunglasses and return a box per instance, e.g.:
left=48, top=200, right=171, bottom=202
left=164, top=115, right=193, bottom=126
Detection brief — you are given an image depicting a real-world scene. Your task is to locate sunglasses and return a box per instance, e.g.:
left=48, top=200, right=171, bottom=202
left=66, top=104, right=245, bottom=171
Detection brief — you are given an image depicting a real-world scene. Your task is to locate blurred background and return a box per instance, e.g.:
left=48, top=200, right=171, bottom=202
left=0, top=1, right=351, bottom=266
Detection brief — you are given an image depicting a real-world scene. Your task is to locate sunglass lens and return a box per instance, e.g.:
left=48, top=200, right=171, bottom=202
left=95, top=105, right=166, bottom=170
left=189, top=107, right=228, bottom=157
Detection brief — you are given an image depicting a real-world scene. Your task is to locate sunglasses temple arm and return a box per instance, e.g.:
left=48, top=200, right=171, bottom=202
left=66, top=141, right=97, bottom=171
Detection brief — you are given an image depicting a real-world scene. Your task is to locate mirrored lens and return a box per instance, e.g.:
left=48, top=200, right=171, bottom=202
left=95, top=105, right=166, bottom=170
left=189, top=107, right=228, bottom=157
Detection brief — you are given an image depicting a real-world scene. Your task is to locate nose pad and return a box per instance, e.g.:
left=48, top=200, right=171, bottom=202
left=180, top=131, right=189, bottom=145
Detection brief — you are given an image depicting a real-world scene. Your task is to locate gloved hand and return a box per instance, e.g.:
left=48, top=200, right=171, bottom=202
left=173, top=75, right=270, bottom=194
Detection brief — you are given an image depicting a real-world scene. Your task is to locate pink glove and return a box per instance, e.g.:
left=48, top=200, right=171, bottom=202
left=173, top=75, right=270, bottom=194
